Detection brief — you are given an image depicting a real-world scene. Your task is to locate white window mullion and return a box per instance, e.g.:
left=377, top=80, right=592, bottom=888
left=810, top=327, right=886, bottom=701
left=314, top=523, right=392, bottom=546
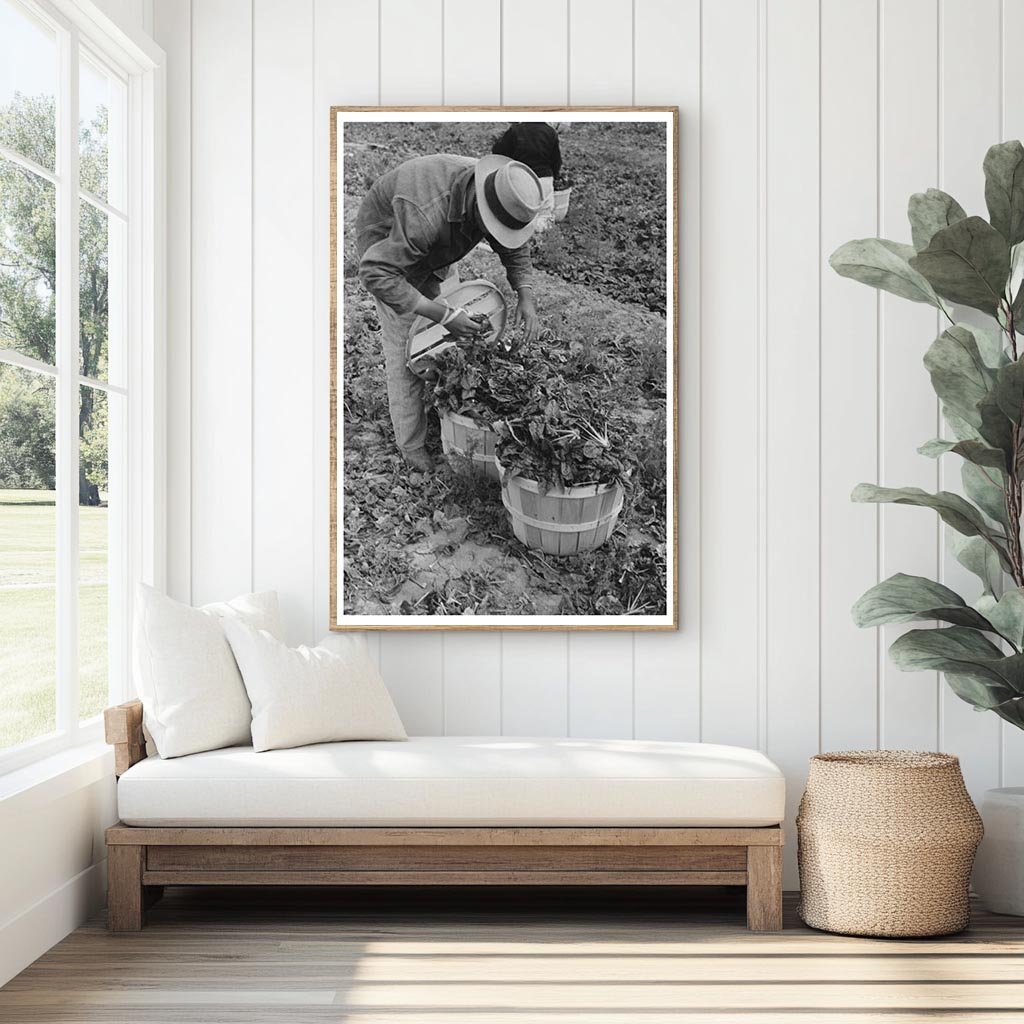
left=55, top=24, right=81, bottom=734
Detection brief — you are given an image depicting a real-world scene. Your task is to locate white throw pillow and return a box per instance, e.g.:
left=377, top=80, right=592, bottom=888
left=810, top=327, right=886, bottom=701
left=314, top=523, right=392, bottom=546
left=133, top=584, right=283, bottom=758
left=223, top=622, right=407, bottom=752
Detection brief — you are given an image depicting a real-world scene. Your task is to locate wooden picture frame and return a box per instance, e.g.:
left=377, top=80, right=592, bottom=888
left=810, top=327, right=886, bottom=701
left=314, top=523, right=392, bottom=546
left=330, top=107, right=679, bottom=631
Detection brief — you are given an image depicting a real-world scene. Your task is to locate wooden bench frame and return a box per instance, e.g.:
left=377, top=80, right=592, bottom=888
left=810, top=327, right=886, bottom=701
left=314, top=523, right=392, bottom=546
left=104, top=700, right=784, bottom=933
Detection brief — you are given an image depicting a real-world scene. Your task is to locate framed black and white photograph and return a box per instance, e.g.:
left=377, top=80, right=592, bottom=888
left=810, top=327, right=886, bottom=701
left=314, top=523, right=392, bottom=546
left=330, top=107, right=678, bottom=630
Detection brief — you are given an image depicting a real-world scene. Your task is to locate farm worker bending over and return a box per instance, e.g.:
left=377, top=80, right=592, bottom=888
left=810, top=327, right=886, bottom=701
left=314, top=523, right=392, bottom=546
left=356, top=154, right=546, bottom=472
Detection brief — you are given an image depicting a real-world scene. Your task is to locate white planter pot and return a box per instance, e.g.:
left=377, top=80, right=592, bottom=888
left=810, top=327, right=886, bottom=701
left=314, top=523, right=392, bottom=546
left=973, top=787, right=1024, bottom=916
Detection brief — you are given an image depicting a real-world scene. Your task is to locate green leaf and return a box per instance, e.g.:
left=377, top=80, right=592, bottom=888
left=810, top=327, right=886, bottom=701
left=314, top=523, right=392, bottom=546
left=984, top=140, right=1024, bottom=246
left=909, top=216, right=1011, bottom=314
left=923, top=325, right=997, bottom=427
left=942, top=407, right=983, bottom=442
left=967, top=322, right=1011, bottom=368
left=852, top=573, right=994, bottom=630
left=918, top=437, right=1007, bottom=470
left=962, top=461, right=1009, bottom=527
left=944, top=671, right=1023, bottom=714
left=1009, top=242, right=1024, bottom=318
left=889, top=626, right=1024, bottom=703
left=908, top=188, right=968, bottom=251
left=984, top=687, right=1024, bottom=728
left=950, top=533, right=1004, bottom=596
left=993, top=357, right=1024, bottom=423
left=978, top=391, right=1016, bottom=457
left=829, top=238, right=942, bottom=307
left=1011, top=277, right=1024, bottom=326
left=977, top=589, right=1024, bottom=649
left=851, top=483, right=1009, bottom=556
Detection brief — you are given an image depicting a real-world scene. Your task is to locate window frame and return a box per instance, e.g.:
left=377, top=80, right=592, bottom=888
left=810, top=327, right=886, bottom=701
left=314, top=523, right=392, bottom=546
left=0, top=0, right=164, bottom=775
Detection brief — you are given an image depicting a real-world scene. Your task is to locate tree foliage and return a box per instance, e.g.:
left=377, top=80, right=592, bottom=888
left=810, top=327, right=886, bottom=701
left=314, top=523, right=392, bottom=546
left=0, top=93, right=109, bottom=498
left=833, top=140, right=1024, bottom=730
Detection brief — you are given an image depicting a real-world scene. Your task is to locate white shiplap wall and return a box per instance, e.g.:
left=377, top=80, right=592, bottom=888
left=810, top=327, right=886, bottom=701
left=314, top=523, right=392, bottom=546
left=153, top=0, right=1024, bottom=883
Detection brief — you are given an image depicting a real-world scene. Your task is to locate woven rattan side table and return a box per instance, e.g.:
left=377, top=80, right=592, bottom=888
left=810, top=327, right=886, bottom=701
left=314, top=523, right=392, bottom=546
left=797, top=751, right=983, bottom=937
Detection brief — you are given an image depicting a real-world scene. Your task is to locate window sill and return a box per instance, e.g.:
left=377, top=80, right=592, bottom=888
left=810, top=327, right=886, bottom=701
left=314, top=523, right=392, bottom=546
left=0, top=739, right=113, bottom=815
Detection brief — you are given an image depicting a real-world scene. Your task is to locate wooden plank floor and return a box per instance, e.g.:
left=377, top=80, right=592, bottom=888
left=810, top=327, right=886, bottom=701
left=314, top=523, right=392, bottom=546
left=3, top=886, right=1024, bottom=1022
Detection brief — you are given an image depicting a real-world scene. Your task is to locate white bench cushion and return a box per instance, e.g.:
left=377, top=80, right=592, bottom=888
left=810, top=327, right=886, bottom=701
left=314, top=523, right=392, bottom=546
left=117, top=737, right=785, bottom=828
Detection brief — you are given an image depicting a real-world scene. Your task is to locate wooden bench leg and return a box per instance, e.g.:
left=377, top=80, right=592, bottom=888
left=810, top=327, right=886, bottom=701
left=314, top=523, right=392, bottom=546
left=108, top=845, right=145, bottom=932
left=746, top=845, right=783, bottom=931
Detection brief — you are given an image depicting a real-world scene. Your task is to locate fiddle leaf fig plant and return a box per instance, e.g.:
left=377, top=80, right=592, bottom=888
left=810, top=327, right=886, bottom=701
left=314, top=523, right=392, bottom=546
left=832, top=140, right=1024, bottom=731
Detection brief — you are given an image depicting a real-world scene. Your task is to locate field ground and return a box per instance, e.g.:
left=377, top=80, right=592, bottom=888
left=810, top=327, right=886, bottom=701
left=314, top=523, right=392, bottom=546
left=340, top=122, right=670, bottom=617
left=0, top=489, right=108, bottom=750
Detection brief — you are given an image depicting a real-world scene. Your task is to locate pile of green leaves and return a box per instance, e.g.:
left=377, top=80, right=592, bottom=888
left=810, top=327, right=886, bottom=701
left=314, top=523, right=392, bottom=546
left=428, top=340, right=531, bottom=423
left=831, top=140, right=1024, bottom=731
left=429, top=333, right=637, bottom=492
left=494, top=399, right=635, bottom=493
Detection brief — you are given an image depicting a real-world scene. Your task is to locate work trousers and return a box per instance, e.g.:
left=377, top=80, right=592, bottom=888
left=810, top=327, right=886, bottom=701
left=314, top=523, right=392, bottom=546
left=374, top=267, right=458, bottom=455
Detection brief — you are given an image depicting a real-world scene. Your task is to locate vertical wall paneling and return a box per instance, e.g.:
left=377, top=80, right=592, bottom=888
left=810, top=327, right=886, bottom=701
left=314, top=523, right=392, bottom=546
left=164, top=0, right=1024, bottom=891
left=567, top=0, right=631, bottom=102
left=631, top=0, right=700, bottom=742
left=568, top=633, right=635, bottom=738
left=764, top=0, right=821, bottom=881
left=818, top=0, right=879, bottom=752
left=938, top=0, right=1002, bottom=794
left=501, top=0, right=568, bottom=104
left=1001, top=0, right=1024, bottom=786
left=252, top=0, right=315, bottom=645
left=698, top=0, right=761, bottom=749
left=567, top=0, right=632, bottom=104
left=380, top=634, right=445, bottom=735
left=877, top=0, right=941, bottom=751
left=501, top=633, right=570, bottom=736
left=153, top=0, right=190, bottom=603
left=93, top=0, right=148, bottom=33
left=443, top=639, right=502, bottom=734
left=440, top=0, right=503, bottom=733
left=498, top=0, right=572, bottom=735
left=312, top=0, right=380, bottom=661
left=563, top=0, right=636, bottom=732
left=442, top=0, right=501, bottom=106
left=380, top=0, right=444, bottom=106
left=189, top=0, right=253, bottom=605
left=375, top=0, right=446, bottom=728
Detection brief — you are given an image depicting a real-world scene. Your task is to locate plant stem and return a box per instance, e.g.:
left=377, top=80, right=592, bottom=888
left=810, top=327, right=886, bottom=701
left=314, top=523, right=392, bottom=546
left=1005, top=307, right=1024, bottom=587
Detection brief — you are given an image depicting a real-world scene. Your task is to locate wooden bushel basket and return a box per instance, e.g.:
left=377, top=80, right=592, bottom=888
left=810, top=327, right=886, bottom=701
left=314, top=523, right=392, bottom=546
left=406, top=279, right=508, bottom=378
left=439, top=410, right=501, bottom=481
left=496, top=458, right=624, bottom=556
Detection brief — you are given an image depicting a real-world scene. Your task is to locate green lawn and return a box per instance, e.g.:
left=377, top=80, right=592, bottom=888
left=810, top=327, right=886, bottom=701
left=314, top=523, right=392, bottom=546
left=0, top=489, right=109, bottom=751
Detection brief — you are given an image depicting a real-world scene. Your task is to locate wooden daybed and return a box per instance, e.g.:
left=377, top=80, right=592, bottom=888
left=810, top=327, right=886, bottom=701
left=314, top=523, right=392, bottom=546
left=104, top=700, right=785, bottom=932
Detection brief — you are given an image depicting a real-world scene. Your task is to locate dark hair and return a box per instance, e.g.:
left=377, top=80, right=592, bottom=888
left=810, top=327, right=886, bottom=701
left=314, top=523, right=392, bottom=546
left=491, top=123, right=562, bottom=179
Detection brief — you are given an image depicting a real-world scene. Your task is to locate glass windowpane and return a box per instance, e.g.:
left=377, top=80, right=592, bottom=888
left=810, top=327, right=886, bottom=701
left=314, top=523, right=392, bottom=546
left=0, top=0, right=57, bottom=172
left=0, top=158, right=56, bottom=364
left=80, top=203, right=123, bottom=384
left=79, top=384, right=111, bottom=723
left=0, top=362, right=56, bottom=750
left=79, top=51, right=125, bottom=209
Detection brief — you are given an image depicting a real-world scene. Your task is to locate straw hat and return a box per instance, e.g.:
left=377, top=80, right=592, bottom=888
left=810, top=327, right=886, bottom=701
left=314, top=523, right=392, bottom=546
left=474, top=155, right=545, bottom=248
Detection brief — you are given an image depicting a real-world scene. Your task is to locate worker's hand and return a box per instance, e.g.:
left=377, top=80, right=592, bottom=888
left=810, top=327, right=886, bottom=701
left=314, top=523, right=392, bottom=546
left=514, top=290, right=540, bottom=345
left=446, top=311, right=491, bottom=340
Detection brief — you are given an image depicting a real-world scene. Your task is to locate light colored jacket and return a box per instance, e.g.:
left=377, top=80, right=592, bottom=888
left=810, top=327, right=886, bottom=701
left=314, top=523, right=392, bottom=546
left=355, top=154, right=534, bottom=314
